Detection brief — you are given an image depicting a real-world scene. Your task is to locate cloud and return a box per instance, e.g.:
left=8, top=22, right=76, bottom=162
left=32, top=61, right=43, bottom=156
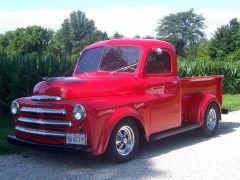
left=0, top=9, right=72, bottom=32
left=197, top=8, right=240, bottom=37
left=0, top=7, right=240, bottom=38
left=84, top=7, right=176, bottom=37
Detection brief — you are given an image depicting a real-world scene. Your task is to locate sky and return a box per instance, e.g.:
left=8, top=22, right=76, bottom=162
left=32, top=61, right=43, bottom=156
left=1, top=0, right=240, bottom=38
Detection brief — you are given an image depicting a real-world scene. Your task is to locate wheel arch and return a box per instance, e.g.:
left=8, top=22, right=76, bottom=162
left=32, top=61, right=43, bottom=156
left=93, top=106, right=148, bottom=155
left=188, top=93, right=221, bottom=125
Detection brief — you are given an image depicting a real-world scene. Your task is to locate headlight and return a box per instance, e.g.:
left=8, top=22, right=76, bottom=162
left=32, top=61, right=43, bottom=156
left=73, top=104, right=86, bottom=121
left=10, top=101, right=19, bottom=115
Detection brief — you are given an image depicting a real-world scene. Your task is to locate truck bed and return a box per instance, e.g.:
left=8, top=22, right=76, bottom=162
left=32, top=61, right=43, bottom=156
left=180, top=75, right=223, bottom=122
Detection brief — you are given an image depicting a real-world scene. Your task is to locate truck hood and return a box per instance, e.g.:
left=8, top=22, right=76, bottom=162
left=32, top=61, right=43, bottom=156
left=33, top=77, right=135, bottom=99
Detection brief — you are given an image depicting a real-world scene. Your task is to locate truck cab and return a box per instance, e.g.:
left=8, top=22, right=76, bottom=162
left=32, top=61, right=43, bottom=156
left=8, top=39, right=223, bottom=163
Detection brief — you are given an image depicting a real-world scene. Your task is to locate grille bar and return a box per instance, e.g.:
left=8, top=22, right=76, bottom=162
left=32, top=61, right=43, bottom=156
left=15, top=126, right=66, bottom=138
left=18, top=117, right=71, bottom=127
left=20, top=107, right=66, bottom=115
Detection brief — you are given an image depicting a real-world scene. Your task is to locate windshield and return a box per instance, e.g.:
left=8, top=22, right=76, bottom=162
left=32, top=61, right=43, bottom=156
left=75, top=46, right=140, bottom=74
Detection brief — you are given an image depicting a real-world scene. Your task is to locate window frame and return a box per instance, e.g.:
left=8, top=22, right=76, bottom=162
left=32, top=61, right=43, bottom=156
left=75, top=45, right=142, bottom=74
left=143, top=48, right=173, bottom=78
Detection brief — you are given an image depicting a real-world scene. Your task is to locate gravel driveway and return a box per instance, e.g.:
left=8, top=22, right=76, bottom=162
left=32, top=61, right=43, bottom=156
left=0, top=111, right=240, bottom=180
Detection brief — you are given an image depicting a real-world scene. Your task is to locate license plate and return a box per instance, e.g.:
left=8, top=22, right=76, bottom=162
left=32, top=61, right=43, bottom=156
left=66, top=133, right=87, bottom=145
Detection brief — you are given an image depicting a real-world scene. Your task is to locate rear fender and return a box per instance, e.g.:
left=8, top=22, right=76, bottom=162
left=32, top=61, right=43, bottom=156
left=188, top=93, right=221, bottom=125
left=93, top=107, right=147, bottom=155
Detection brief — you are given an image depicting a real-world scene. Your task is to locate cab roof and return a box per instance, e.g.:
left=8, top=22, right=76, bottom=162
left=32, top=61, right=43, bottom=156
left=84, top=39, right=175, bottom=52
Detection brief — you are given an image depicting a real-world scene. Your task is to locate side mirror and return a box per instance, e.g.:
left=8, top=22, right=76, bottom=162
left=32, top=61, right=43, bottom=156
left=152, top=48, right=162, bottom=55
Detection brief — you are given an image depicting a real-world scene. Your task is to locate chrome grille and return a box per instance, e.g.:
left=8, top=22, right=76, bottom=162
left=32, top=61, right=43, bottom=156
left=15, top=126, right=66, bottom=137
left=16, top=106, right=70, bottom=139
left=20, top=107, right=66, bottom=115
left=18, top=117, right=71, bottom=127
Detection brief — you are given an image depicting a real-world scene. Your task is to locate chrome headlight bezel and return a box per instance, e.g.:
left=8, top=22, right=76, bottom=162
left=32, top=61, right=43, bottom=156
left=73, top=104, right=86, bottom=121
left=10, top=101, right=19, bottom=115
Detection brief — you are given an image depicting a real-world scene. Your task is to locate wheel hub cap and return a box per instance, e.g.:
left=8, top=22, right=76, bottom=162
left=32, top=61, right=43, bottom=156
left=116, top=126, right=135, bottom=156
left=207, top=108, right=217, bottom=130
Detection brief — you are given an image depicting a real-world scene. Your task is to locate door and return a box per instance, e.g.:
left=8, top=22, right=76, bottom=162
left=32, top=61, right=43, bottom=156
left=144, top=49, right=181, bottom=134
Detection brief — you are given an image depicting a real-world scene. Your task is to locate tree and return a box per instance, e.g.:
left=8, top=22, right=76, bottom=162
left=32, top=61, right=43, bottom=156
left=133, top=35, right=141, bottom=38
left=57, top=10, right=95, bottom=56
left=71, top=30, right=108, bottom=57
left=57, top=10, right=108, bottom=57
left=111, top=31, right=124, bottom=39
left=142, top=35, right=155, bottom=39
left=156, top=9, right=206, bottom=56
left=209, top=18, right=240, bottom=61
left=0, top=26, right=54, bottom=57
left=185, top=40, right=211, bottom=61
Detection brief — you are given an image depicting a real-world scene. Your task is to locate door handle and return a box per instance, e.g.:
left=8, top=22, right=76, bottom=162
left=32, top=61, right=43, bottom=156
left=146, top=86, right=164, bottom=95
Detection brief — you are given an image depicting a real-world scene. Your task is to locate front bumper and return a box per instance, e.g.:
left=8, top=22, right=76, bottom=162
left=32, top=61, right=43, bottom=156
left=7, top=135, right=91, bottom=153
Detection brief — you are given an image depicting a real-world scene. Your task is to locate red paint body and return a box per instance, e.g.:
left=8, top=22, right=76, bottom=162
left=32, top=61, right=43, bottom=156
left=13, top=39, right=223, bottom=155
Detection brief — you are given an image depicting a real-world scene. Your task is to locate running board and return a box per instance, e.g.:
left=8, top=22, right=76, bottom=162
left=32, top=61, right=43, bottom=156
left=150, top=124, right=201, bottom=141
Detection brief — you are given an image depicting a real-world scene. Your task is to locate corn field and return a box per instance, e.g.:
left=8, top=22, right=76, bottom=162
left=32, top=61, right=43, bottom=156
left=0, top=55, right=240, bottom=114
left=178, top=61, right=240, bottom=94
left=0, top=55, right=76, bottom=114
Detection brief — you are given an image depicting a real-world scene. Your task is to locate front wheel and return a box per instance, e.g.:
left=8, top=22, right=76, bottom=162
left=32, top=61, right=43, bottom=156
left=106, top=119, right=139, bottom=163
left=200, top=102, right=221, bottom=137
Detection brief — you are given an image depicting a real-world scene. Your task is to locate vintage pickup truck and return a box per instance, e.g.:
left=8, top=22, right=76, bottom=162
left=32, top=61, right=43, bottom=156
left=8, top=39, right=224, bottom=163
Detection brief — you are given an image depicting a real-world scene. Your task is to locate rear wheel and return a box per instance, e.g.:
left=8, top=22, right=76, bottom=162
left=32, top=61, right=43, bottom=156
left=106, top=119, right=139, bottom=163
left=200, top=102, right=221, bottom=137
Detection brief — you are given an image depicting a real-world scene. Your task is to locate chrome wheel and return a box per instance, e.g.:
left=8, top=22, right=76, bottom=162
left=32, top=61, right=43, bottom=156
left=116, top=126, right=135, bottom=156
left=200, top=103, right=220, bottom=137
left=207, top=108, right=217, bottom=130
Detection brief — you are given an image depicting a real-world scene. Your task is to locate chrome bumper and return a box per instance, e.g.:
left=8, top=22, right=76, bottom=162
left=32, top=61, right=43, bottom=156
left=7, top=135, right=91, bottom=152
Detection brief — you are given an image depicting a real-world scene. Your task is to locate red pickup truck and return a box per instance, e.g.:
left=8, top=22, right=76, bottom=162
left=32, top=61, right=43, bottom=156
left=8, top=39, right=224, bottom=163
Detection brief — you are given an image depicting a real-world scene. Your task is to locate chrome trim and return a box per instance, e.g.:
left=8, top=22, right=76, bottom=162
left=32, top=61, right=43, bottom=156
left=43, top=77, right=65, bottom=81
left=18, top=117, right=72, bottom=127
left=73, top=104, right=86, bottom=121
left=116, top=125, right=135, bottom=156
left=207, top=108, right=217, bottom=131
left=20, top=107, right=66, bottom=115
left=31, top=95, right=62, bottom=101
left=15, top=126, right=66, bottom=138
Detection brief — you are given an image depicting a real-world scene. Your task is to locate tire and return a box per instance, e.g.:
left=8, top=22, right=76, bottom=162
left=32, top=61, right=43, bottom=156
left=106, top=119, right=139, bottom=163
left=200, top=102, right=221, bottom=137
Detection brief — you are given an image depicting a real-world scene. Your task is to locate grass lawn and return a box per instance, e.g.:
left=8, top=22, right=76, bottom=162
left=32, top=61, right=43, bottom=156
left=222, top=94, right=240, bottom=111
left=0, top=116, right=22, bottom=154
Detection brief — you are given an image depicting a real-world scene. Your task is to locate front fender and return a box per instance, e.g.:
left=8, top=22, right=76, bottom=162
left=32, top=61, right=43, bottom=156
left=93, top=106, right=147, bottom=155
left=188, top=93, right=221, bottom=125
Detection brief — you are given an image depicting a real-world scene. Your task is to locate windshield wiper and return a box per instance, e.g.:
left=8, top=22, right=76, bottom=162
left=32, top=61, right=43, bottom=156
left=110, top=63, right=138, bottom=74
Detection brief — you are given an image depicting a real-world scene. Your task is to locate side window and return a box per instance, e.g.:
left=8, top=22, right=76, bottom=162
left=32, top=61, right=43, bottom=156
left=145, top=51, right=171, bottom=74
